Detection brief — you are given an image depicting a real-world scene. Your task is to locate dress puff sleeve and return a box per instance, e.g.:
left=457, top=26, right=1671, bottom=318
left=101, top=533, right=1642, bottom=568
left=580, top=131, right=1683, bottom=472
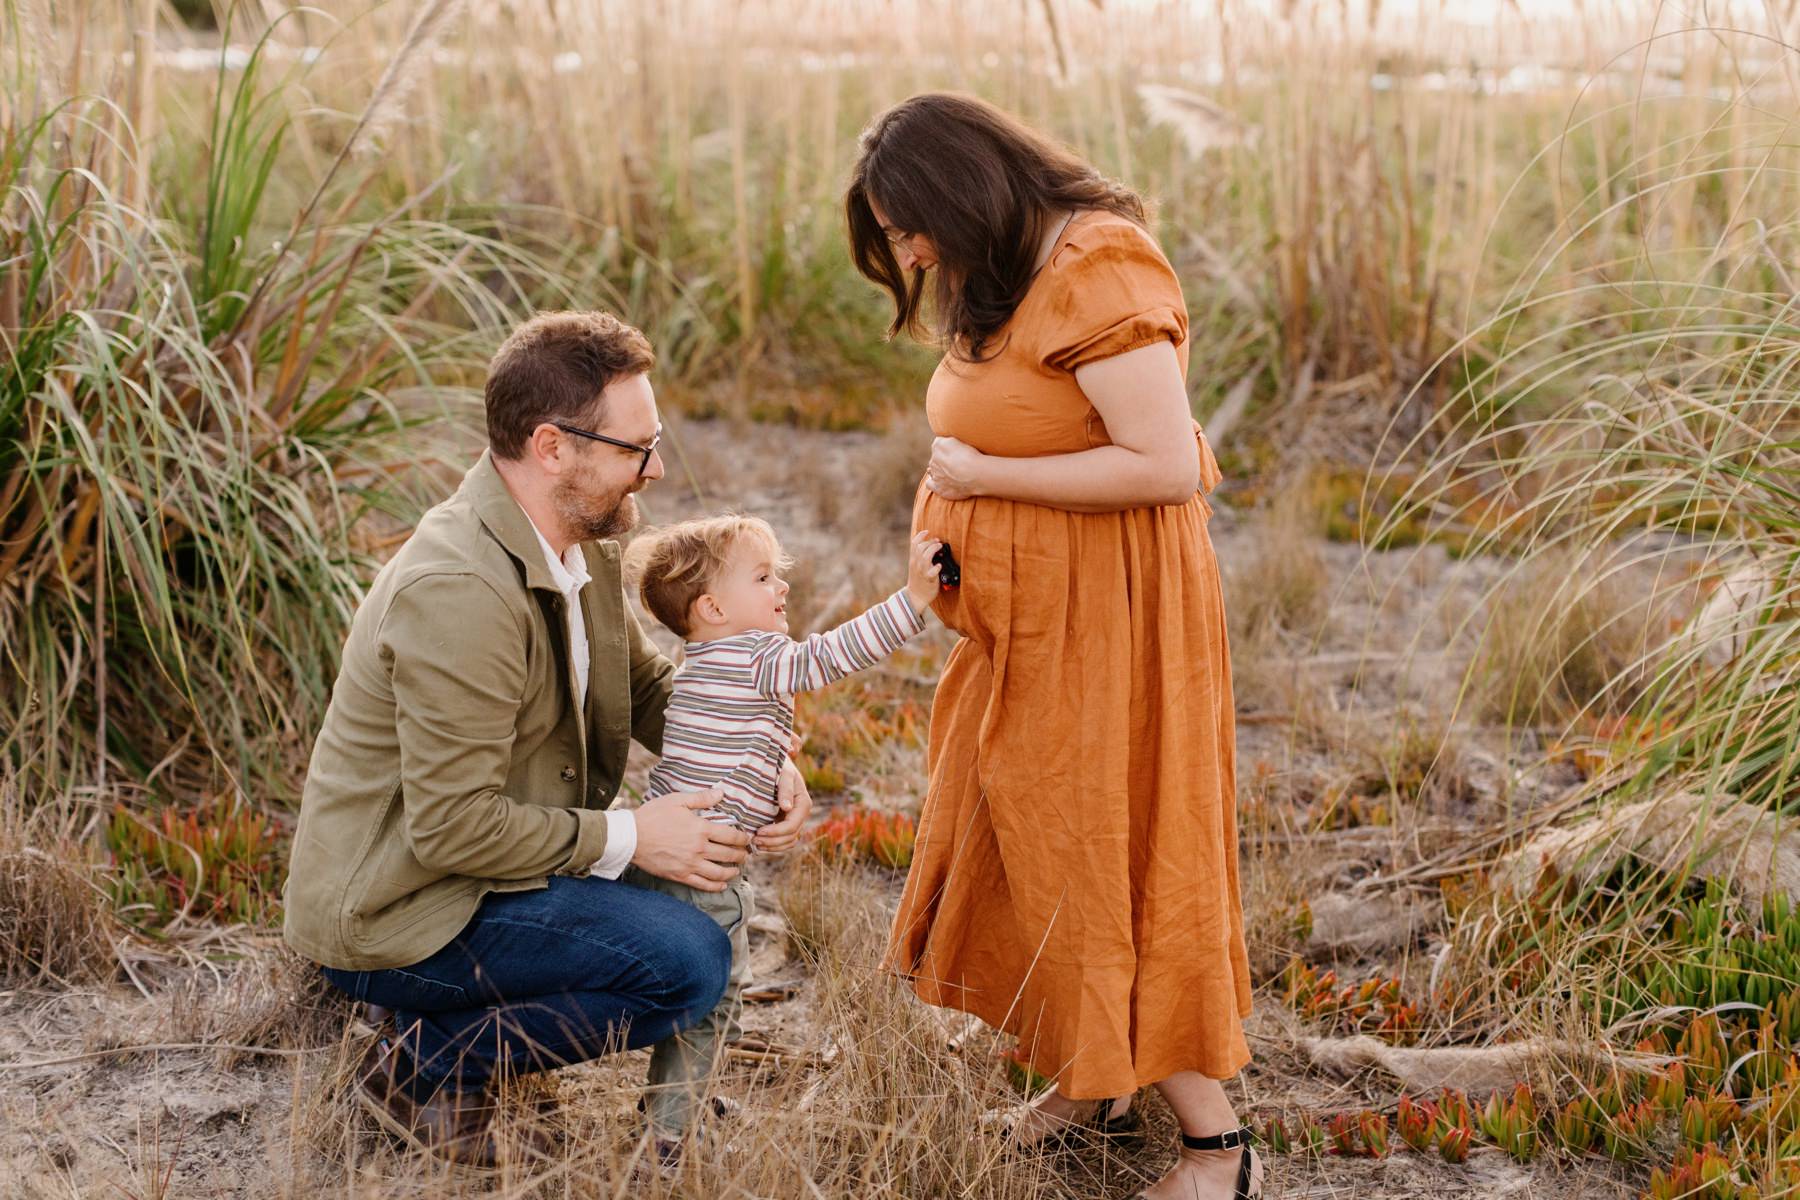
left=1038, top=220, right=1188, bottom=373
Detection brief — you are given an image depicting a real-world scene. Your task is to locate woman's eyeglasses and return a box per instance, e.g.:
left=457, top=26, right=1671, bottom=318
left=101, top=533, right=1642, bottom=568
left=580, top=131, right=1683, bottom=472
left=552, top=422, right=663, bottom=476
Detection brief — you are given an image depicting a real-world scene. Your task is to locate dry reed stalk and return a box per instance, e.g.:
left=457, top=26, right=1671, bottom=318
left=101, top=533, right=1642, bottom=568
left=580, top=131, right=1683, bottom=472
left=1038, top=0, right=1070, bottom=85
left=663, top=13, right=694, bottom=222
left=729, top=35, right=754, bottom=345
left=124, top=0, right=157, bottom=212
left=220, top=0, right=466, bottom=352
left=815, top=43, right=841, bottom=203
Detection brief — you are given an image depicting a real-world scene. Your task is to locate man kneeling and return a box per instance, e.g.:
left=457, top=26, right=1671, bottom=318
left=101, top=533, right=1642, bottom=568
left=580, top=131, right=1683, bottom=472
left=282, top=310, right=811, bottom=1167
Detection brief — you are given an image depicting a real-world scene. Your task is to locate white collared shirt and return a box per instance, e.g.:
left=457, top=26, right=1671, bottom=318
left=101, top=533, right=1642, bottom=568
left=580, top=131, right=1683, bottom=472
left=528, top=520, right=592, bottom=705
left=526, top=516, right=637, bottom=878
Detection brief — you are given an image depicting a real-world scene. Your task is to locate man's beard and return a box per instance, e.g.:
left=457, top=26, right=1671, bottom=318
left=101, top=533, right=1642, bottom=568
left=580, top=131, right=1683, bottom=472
left=554, top=469, right=640, bottom=543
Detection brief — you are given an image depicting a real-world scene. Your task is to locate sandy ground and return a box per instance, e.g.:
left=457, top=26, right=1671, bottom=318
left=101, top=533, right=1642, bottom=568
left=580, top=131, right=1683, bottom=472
left=0, top=420, right=1651, bottom=1198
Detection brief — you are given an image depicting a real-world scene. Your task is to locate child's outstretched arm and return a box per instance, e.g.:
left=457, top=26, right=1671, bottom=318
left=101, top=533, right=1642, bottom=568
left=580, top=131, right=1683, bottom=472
left=748, top=531, right=942, bottom=695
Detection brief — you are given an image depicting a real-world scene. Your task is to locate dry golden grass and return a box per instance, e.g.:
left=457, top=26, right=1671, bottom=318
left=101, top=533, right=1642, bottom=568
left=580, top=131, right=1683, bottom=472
left=1224, top=484, right=1333, bottom=648
left=1347, top=709, right=1476, bottom=819
left=845, top=410, right=934, bottom=546
left=182, top=855, right=1079, bottom=1199
left=777, top=849, right=889, bottom=967
left=203, top=947, right=353, bottom=1070
left=1466, top=545, right=1666, bottom=728
left=0, top=796, right=119, bottom=989
left=70, top=0, right=1797, bottom=443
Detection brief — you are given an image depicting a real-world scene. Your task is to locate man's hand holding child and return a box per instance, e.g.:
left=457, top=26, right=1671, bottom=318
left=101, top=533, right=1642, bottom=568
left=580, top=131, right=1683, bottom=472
left=631, top=787, right=752, bottom=891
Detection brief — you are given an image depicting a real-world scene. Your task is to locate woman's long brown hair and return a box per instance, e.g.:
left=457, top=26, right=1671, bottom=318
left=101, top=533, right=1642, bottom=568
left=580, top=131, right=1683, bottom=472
left=846, top=92, right=1149, bottom=362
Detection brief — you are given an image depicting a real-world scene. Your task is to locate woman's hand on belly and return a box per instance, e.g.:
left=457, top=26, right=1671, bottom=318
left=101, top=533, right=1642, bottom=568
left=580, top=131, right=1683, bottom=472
left=925, top=436, right=986, bottom=501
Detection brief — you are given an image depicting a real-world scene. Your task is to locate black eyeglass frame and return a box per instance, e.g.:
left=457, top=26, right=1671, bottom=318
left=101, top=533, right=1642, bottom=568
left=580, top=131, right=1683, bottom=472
left=551, top=422, right=663, bottom=476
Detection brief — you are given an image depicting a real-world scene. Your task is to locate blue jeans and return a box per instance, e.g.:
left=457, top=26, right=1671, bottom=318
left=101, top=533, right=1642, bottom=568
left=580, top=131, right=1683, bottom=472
left=320, top=874, right=731, bottom=1101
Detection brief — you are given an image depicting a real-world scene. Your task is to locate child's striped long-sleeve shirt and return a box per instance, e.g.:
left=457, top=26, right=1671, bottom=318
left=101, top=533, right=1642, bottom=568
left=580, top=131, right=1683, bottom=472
left=647, top=590, right=929, bottom=831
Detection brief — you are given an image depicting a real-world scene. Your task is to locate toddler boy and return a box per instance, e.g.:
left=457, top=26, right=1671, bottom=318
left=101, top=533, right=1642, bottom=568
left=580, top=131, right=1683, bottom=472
left=617, top=514, right=944, bottom=1150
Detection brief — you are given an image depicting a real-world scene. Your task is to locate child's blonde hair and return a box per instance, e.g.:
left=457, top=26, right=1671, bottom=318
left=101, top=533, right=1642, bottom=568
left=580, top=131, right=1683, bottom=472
left=627, top=513, right=794, bottom=638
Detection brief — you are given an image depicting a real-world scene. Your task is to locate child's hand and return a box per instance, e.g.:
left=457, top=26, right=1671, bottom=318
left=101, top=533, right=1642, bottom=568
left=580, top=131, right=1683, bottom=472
left=753, top=758, right=812, bottom=855
left=906, top=529, right=945, bottom=613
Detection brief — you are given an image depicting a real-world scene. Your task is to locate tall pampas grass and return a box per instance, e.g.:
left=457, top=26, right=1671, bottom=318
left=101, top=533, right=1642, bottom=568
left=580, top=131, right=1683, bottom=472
left=0, top=10, right=555, bottom=801
left=1137, top=84, right=1258, bottom=155
left=1369, top=32, right=1800, bottom=813
left=344, top=0, right=465, bottom=164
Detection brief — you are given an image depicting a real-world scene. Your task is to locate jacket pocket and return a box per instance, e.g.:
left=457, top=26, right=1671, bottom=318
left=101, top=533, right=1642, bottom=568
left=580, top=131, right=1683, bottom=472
left=343, top=784, right=467, bottom=949
left=338, top=777, right=403, bottom=951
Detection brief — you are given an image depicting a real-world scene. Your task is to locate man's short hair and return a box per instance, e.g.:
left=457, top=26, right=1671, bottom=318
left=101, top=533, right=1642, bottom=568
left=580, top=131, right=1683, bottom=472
left=627, top=514, right=794, bottom=639
left=484, top=310, right=655, bottom=459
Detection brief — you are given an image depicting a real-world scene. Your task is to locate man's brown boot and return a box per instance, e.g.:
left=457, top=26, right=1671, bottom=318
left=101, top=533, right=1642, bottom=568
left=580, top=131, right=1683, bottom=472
left=353, top=1034, right=424, bottom=1139
left=409, top=1085, right=504, bottom=1168
left=353, top=1037, right=554, bottom=1168
left=417, top=1085, right=561, bottom=1168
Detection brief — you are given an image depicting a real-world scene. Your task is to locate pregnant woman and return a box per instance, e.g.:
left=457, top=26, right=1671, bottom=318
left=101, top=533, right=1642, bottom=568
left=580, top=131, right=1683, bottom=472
left=847, top=93, right=1259, bottom=1200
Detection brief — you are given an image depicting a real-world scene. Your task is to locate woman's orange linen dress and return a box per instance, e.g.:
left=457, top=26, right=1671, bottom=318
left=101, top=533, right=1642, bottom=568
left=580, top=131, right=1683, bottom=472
left=880, top=210, right=1252, bottom=1099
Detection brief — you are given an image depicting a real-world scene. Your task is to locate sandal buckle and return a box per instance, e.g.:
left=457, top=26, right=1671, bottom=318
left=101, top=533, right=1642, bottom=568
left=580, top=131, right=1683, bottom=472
left=1180, top=1125, right=1255, bottom=1152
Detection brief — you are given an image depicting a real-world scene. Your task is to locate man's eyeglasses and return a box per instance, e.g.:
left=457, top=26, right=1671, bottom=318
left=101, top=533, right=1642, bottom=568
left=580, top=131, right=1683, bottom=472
left=553, top=422, right=663, bottom=477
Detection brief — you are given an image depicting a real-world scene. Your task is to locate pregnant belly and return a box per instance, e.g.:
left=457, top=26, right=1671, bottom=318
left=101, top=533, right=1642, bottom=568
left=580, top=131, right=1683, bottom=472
left=913, top=486, right=992, bottom=644
left=913, top=486, right=1074, bottom=649
left=913, top=469, right=1218, bottom=654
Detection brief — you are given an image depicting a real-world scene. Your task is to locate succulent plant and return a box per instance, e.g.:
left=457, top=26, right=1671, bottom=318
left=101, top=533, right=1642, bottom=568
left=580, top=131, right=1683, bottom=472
left=808, top=805, right=916, bottom=869
left=1554, top=1095, right=1602, bottom=1154
left=1437, top=1125, right=1472, bottom=1164
left=1357, top=1110, right=1391, bottom=1157
left=1605, top=1099, right=1657, bottom=1161
left=1395, top=1094, right=1439, bottom=1152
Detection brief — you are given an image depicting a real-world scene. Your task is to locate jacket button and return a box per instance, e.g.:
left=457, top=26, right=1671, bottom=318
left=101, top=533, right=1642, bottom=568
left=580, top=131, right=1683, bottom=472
left=560, top=765, right=577, bottom=782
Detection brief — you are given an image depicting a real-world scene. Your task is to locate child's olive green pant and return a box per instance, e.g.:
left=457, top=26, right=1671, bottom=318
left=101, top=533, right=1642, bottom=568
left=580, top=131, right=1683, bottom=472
left=622, top=865, right=755, bottom=1136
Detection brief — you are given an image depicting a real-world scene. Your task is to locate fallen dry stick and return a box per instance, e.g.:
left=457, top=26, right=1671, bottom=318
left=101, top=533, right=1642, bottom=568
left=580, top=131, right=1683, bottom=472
left=1298, top=1035, right=1664, bottom=1094
left=1497, top=790, right=1800, bottom=909
left=724, top=1045, right=809, bottom=1068
left=726, top=1034, right=818, bottom=1070
left=0, top=1041, right=316, bottom=1072
left=741, top=980, right=803, bottom=1003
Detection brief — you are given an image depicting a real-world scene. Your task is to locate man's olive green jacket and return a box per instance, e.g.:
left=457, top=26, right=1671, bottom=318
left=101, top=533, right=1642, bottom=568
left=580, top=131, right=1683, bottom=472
left=282, top=452, right=675, bottom=971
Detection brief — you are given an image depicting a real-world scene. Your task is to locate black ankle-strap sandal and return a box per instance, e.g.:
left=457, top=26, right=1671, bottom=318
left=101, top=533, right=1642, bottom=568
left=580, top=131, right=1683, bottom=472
left=1133, top=1126, right=1261, bottom=1200
left=1187, top=1127, right=1260, bottom=1200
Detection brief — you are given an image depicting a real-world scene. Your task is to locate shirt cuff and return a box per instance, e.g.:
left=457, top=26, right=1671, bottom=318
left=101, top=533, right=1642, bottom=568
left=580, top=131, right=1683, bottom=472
left=589, top=808, right=638, bottom=879
left=893, top=588, right=930, bottom=635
